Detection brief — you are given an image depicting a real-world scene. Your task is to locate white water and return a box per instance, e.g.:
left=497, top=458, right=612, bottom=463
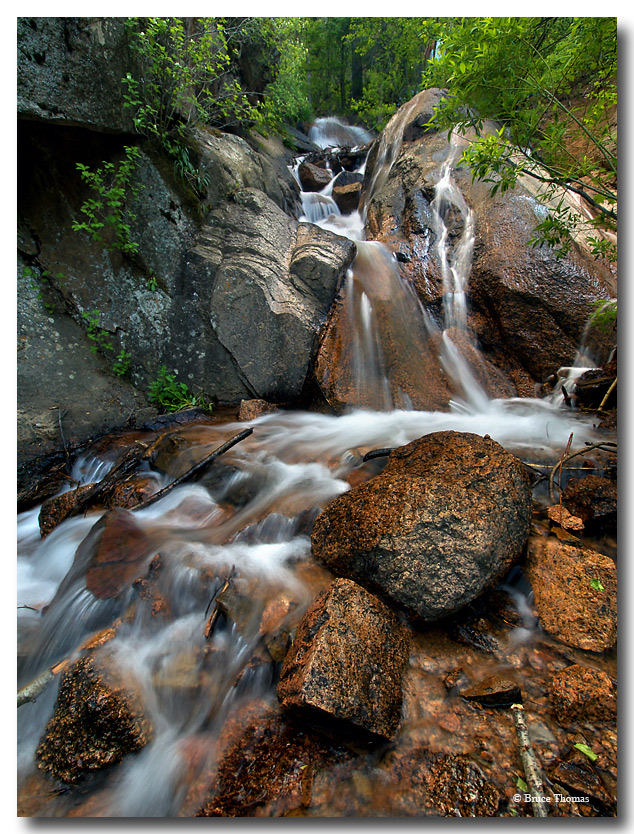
left=17, top=116, right=606, bottom=817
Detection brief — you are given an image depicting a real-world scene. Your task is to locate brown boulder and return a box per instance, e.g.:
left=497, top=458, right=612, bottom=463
left=562, top=474, right=617, bottom=532
left=550, top=664, right=617, bottom=725
left=332, top=181, right=362, bottom=214
left=277, top=578, right=410, bottom=740
left=525, top=538, right=616, bottom=651
left=311, top=431, right=532, bottom=621
left=461, top=675, right=522, bottom=707
left=38, top=484, right=94, bottom=537
left=36, top=652, right=152, bottom=783
left=297, top=160, right=332, bottom=192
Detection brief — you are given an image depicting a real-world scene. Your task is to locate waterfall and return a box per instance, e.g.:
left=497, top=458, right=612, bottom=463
left=17, top=115, right=609, bottom=818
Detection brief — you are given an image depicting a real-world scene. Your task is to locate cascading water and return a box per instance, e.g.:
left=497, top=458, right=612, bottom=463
left=18, top=116, right=612, bottom=818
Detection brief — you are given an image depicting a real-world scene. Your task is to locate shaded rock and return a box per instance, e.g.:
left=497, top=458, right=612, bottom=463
left=36, top=652, right=152, bottom=784
left=549, top=747, right=615, bottom=812
left=573, top=368, right=617, bottom=410
left=105, top=473, right=160, bottom=509
left=196, top=711, right=342, bottom=817
left=277, top=578, right=410, bottom=740
left=461, top=675, right=521, bottom=707
left=38, top=484, right=95, bottom=537
left=443, top=668, right=470, bottom=693
left=297, top=160, right=332, bottom=192
left=562, top=474, right=617, bottom=532
left=550, top=664, right=617, bottom=725
left=311, top=431, right=532, bottom=621
left=525, top=538, right=617, bottom=652
left=332, top=181, right=362, bottom=214
left=332, top=170, right=364, bottom=189
left=238, top=399, right=278, bottom=421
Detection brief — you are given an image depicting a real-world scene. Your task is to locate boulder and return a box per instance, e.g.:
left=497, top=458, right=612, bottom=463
left=550, top=664, right=617, bottom=725
left=562, top=474, right=617, bottom=532
left=36, top=652, right=152, bottom=783
left=297, top=160, right=333, bottom=192
left=277, top=578, right=410, bottom=740
left=332, top=181, right=362, bottom=214
left=311, top=431, right=532, bottom=621
left=238, top=399, right=279, bottom=421
left=524, top=538, right=617, bottom=651
left=461, top=675, right=522, bottom=707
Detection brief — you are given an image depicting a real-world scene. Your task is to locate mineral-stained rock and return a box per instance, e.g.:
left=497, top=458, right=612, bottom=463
left=36, top=652, right=152, bottom=784
left=562, top=474, right=617, bottom=532
left=196, top=710, right=342, bottom=817
left=461, top=675, right=522, bottom=707
left=547, top=504, right=585, bottom=532
left=311, top=431, right=532, bottom=621
left=525, top=538, right=616, bottom=652
left=549, top=747, right=615, bottom=812
left=38, top=484, right=94, bottom=537
left=277, top=578, right=410, bottom=740
left=332, top=181, right=362, bottom=214
left=550, top=664, right=617, bottom=725
left=238, top=399, right=279, bottom=421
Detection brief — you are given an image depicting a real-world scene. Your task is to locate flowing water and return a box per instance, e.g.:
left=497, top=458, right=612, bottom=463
left=17, top=117, right=615, bottom=817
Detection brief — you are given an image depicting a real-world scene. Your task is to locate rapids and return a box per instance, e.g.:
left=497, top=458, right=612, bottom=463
left=17, top=116, right=614, bottom=817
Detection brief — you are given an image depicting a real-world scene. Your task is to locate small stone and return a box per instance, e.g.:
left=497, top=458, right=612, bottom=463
left=550, top=664, right=617, bottom=724
left=547, top=504, right=585, bottom=532
left=461, top=675, right=522, bottom=706
left=443, top=668, right=469, bottom=692
left=238, top=398, right=279, bottom=421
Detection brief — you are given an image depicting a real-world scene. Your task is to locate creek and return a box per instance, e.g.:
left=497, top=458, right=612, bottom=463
left=17, top=117, right=616, bottom=817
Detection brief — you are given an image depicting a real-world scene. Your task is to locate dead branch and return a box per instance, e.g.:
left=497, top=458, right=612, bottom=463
left=599, top=376, right=617, bottom=411
left=510, top=703, right=548, bottom=817
left=548, top=440, right=617, bottom=500
left=133, top=428, right=254, bottom=512
left=204, top=566, right=237, bottom=639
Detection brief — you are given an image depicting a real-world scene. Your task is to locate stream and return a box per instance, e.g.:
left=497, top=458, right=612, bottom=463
left=17, top=117, right=617, bottom=817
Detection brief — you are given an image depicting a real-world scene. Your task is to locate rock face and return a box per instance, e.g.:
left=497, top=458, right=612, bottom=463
left=17, top=19, right=355, bottom=484
left=550, top=664, right=617, bottom=725
left=363, top=88, right=617, bottom=396
left=36, top=652, right=152, bottom=784
left=277, top=578, right=410, bottom=740
left=311, top=432, right=532, bottom=621
left=525, top=538, right=617, bottom=652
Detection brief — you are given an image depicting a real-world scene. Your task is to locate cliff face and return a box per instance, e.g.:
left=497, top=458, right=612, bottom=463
left=17, top=18, right=355, bottom=490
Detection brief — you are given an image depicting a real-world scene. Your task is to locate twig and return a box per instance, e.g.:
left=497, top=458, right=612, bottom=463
left=363, top=448, right=394, bottom=462
left=17, top=659, right=69, bottom=708
left=58, top=407, right=71, bottom=469
left=599, top=377, right=617, bottom=411
left=510, top=703, right=548, bottom=817
left=548, top=440, right=617, bottom=500
left=204, top=566, right=236, bottom=639
left=133, top=428, right=253, bottom=512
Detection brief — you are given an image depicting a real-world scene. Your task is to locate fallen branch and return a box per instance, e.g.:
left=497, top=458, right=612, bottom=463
left=510, top=703, right=548, bottom=817
left=362, top=448, right=393, bottom=462
left=133, top=428, right=254, bottom=512
left=548, top=440, right=617, bottom=500
left=17, top=659, right=69, bottom=708
left=599, top=377, right=617, bottom=411
left=204, top=566, right=237, bottom=639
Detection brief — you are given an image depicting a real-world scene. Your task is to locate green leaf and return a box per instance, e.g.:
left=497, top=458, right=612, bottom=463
left=574, top=743, right=598, bottom=762
left=516, top=776, right=528, bottom=792
left=589, top=578, right=605, bottom=592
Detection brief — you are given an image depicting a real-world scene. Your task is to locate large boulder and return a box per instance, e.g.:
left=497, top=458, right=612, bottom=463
left=362, top=89, right=617, bottom=397
left=277, top=578, right=410, bottom=740
left=311, top=431, right=532, bottom=621
left=524, top=537, right=617, bottom=652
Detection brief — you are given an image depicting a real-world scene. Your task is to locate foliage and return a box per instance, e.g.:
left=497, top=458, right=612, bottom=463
left=148, top=365, right=213, bottom=413
left=588, top=299, right=617, bottom=335
left=23, top=265, right=64, bottom=314
left=589, top=578, right=605, bottom=592
left=81, top=309, right=131, bottom=378
left=423, top=17, right=617, bottom=260
left=573, top=743, right=598, bottom=762
left=72, top=145, right=142, bottom=255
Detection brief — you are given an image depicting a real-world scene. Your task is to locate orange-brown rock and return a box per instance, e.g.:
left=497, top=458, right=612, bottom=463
left=238, top=398, right=279, bottom=421
left=332, top=181, right=362, bottom=214
left=311, top=431, right=532, bottom=621
left=38, top=484, right=95, bottom=537
left=550, top=664, right=617, bottom=725
left=36, top=652, right=152, bottom=784
left=562, top=474, right=617, bottom=532
left=461, top=675, right=522, bottom=707
left=525, top=538, right=616, bottom=652
left=547, top=504, right=585, bottom=532
left=277, top=578, right=410, bottom=740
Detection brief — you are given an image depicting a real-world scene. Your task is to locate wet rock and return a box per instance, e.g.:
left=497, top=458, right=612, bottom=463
left=525, top=538, right=617, bottom=652
left=196, top=711, right=342, bottom=817
left=297, top=160, right=332, bottom=192
left=104, top=473, right=160, bottom=509
left=36, top=652, right=152, bottom=784
left=443, top=668, right=470, bottom=693
left=38, top=484, right=94, bottom=537
left=573, top=369, right=617, bottom=410
left=547, top=504, right=585, bottom=532
left=549, top=746, right=615, bottom=812
left=312, top=431, right=532, bottom=621
left=132, top=554, right=171, bottom=619
left=332, top=181, right=362, bottom=214
left=238, top=398, right=279, bottom=421
left=461, top=675, right=522, bottom=707
left=562, top=474, right=617, bottom=533
left=277, top=578, right=410, bottom=740
left=550, top=664, right=617, bottom=725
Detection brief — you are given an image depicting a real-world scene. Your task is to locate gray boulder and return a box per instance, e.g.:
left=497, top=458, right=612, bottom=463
left=311, top=431, right=533, bottom=621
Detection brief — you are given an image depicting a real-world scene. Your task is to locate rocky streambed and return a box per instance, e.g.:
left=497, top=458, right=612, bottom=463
left=17, top=403, right=617, bottom=818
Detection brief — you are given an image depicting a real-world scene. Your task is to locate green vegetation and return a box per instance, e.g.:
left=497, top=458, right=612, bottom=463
left=590, top=578, right=606, bottom=592
left=148, top=365, right=213, bottom=413
left=588, top=300, right=617, bottom=336
left=81, top=309, right=131, bottom=378
left=72, top=145, right=142, bottom=255
left=23, top=265, right=65, bottom=314
left=574, top=743, right=598, bottom=762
